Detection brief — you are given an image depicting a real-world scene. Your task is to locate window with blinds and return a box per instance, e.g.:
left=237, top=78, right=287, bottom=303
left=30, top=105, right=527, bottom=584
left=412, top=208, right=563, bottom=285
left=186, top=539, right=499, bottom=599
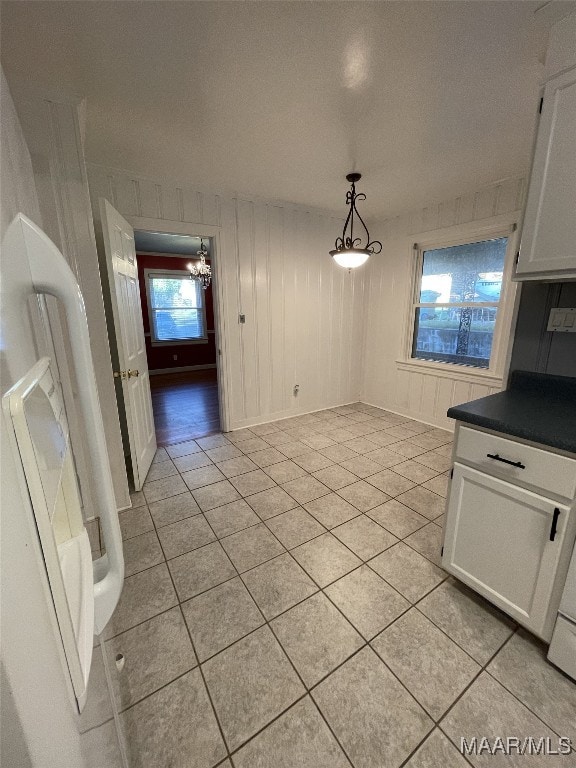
left=145, top=270, right=208, bottom=344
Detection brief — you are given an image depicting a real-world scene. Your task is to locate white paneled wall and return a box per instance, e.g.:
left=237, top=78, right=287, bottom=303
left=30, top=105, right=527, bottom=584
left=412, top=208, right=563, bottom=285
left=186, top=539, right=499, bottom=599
left=361, top=177, right=527, bottom=430
left=88, top=164, right=364, bottom=430
left=88, top=165, right=527, bottom=434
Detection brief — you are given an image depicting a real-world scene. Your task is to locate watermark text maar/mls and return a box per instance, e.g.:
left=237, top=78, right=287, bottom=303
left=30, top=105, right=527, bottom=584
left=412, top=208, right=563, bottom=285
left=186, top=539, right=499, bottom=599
left=460, top=736, right=572, bottom=756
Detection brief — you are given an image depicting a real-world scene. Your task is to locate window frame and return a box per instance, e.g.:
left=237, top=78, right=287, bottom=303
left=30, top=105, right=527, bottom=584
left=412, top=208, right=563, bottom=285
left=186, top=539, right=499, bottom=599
left=144, top=268, right=209, bottom=346
left=402, top=223, right=518, bottom=380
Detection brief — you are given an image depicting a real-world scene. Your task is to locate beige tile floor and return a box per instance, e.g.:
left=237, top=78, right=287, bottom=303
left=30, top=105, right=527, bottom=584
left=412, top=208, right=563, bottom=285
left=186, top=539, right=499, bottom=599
left=91, top=403, right=576, bottom=768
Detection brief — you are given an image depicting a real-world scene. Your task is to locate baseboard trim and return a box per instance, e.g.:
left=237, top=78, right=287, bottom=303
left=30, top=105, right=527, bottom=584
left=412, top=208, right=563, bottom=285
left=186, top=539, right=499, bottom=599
left=358, top=398, right=455, bottom=432
left=149, top=364, right=217, bottom=375
left=228, top=398, right=453, bottom=433
left=226, top=399, right=363, bottom=432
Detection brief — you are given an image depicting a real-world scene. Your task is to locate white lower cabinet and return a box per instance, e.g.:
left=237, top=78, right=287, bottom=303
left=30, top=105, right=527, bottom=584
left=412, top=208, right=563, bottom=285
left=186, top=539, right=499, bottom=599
left=442, top=462, right=573, bottom=641
left=548, top=615, right=576, bottom=679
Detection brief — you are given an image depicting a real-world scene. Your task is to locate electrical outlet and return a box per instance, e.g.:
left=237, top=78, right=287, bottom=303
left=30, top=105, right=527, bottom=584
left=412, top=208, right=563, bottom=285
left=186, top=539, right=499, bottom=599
left=293, top=384, right=300, bottom=396
left=173, top=354, right=178, bottom=361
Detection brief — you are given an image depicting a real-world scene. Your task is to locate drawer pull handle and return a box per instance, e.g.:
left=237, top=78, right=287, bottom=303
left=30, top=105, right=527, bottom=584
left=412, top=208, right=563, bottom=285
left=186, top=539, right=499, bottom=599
left=550, top=508, right=561, bottom=542
left=486, top=453, right=525, bottom=469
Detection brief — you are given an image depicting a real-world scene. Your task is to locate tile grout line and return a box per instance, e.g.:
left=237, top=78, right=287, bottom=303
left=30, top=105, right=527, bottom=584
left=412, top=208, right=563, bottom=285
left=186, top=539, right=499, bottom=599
left=483, top=665, right=572, bottom=741
left=402, top=619, right=570, bottom=766
left=410, top=601, right=514, bottom=669
left=120, top=487, right=445, bottom=590
left=199, top=517, right=439, bottom=765
left=119, top=526, right=444, bottom=635
left=180, top=437, right=440, bottom=759
left=211, top=537, right=368, bottom=764
left=120, top=408, right=471, bottom=766
left=145, top=413, right=448, bottom=477
left=379, top=626, right=521, bottom=767
left=148, top=452, right=356, bottom=767
left=169, top=457, right=434, bottom=765
left=125, top=429, right=450, bottom=615
left=151, top=501, right=239, bottom=766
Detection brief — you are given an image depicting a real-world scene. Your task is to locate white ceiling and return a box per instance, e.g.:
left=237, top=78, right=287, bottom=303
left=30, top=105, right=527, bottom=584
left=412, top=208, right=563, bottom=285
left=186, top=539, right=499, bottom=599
left=0, top=1, right=560, bottom=219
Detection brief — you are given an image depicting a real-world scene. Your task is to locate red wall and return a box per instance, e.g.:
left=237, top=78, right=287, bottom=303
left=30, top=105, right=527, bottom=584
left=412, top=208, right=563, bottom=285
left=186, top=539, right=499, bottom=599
left=137, top=254, right=217, bottom=371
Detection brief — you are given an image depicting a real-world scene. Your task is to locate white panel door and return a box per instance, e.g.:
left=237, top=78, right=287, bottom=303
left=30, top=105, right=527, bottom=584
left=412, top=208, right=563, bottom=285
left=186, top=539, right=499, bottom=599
left=517, top=68, right=576, bottom=277
left=443, top=463, right=572, bottom=641
left=100, top=199, right=156, bottom=490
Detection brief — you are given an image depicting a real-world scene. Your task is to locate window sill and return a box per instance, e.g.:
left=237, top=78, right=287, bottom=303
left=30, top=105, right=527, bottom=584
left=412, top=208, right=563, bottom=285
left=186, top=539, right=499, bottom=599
left=150, top=338, right=209, bottom=347
left=396, top=359, right=503, bottom=387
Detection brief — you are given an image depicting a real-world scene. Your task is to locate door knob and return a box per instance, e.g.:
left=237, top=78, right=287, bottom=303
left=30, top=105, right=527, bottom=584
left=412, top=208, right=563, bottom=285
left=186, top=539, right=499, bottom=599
left=113, top=370, right=127, bottom=380
left=127, top=369, right=140, bottom=378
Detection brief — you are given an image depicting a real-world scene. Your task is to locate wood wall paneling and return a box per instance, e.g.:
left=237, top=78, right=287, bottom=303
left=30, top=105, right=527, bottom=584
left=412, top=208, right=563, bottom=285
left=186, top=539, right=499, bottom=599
left=88, top=165, right=526, bottom=433
left=361, top=175, right=526, bottom=430
left=88, top=164, right=362, bottom=431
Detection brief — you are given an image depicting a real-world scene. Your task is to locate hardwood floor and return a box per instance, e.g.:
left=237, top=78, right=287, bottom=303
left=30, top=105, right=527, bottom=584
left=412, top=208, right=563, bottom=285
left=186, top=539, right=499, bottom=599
left=150, top=369, right=220, bottom=446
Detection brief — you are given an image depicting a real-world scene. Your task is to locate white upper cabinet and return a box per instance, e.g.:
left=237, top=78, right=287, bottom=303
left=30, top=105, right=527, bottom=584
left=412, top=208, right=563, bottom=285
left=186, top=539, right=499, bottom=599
left=544, top=11, right=576, bottom=81
left=516, top=67, right=576, bottom=279
left=516, top=12, right=576, bottom=281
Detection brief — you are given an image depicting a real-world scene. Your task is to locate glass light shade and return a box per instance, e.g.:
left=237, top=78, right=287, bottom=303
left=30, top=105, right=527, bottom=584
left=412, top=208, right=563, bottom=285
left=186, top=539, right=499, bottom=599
left=330, top=248, right=370, bottom=269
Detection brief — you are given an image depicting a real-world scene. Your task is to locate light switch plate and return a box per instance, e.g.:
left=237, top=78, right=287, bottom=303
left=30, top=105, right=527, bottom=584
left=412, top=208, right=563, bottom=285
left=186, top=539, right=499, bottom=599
left=547, top=307, right=576, bottom=332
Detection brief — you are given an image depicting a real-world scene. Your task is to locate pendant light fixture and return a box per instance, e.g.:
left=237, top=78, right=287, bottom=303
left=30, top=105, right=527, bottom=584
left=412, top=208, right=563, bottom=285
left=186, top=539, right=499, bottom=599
left=187, top=238, right=212, bottom=289
left=329, top=172, right=381, bottom=269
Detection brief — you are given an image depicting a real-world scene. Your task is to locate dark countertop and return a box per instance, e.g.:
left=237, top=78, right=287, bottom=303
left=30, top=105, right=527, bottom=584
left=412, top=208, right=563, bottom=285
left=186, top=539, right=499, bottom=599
left=447, top=370, right=576, bottom=454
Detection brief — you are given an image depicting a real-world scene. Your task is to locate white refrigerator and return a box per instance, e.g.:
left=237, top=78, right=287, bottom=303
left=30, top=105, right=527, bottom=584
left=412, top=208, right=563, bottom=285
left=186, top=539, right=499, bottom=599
left=1, top=213, right=126, bottom=766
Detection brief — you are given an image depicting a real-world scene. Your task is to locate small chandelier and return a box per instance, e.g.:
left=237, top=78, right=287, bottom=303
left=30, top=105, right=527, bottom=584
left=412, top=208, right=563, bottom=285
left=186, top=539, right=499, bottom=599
left=187, top=238, right=212, bottom=289
left=330, top=172, right=381, bottom=270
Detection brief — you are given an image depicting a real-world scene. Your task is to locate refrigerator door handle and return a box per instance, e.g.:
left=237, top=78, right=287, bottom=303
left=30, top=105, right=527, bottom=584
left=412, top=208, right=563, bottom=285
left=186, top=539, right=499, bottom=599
left=19, top=214, right=124, bottom=634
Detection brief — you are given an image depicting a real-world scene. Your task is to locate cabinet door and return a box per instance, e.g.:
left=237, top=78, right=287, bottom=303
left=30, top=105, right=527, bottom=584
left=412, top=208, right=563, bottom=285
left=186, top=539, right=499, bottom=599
left=517, top=68, right=576, bottom=277
left=442, top=463, right=572, bottom=640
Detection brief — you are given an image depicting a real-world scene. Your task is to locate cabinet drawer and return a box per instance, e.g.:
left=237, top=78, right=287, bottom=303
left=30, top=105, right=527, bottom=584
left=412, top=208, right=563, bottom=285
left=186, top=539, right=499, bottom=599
left=456, top=426, right=576, bottom=501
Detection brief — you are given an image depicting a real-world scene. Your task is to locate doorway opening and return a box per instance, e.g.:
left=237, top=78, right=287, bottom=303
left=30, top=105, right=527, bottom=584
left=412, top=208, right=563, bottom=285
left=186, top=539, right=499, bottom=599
left=134, top=229, right=221, bottom=446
